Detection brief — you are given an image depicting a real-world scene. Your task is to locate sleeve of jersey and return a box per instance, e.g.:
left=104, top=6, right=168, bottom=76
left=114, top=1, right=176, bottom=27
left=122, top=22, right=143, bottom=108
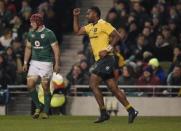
left=48, top=31, right=58, bottom=46
left=84, top=24, right=92, bottom=34
left=27, top=32, right=31, bottom=42
left=103, top=23, right=115, bottom=35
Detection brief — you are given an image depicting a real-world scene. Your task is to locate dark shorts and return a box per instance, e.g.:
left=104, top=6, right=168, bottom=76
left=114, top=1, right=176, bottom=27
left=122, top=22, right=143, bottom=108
left=90, top=55, right=116, bottom=80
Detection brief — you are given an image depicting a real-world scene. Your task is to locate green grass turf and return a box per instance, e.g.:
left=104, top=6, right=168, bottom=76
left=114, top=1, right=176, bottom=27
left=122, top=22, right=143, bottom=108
left=0, top=116, right=180, bottom=131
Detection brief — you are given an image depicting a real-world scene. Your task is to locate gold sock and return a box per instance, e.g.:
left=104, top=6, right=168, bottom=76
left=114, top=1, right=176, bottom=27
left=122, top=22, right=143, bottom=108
left=125, top=104, right=132, bottom=110
left=100, top=106, right=106, bottom=110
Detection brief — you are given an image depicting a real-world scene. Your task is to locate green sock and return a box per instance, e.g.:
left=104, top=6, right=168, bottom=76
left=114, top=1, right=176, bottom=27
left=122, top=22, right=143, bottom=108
left=43, top=93, right=51, bottom=113
left=30, top=89, right=41, bottom=109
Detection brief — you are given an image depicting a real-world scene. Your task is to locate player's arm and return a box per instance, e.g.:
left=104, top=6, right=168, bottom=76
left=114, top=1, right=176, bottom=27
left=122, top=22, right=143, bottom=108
left=51, top=42, right=61, bottom=73
left=73, top=8, right=86, bottom=35
left=109, top=30, right=121, bottom=49
left=99, top=29, right=121, bottom=58
left=23, top=41, right=32, bottom=72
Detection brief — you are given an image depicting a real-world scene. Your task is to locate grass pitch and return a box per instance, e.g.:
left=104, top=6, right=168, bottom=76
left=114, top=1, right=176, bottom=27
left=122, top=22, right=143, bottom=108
left=0, top=116, right=180, bottom=131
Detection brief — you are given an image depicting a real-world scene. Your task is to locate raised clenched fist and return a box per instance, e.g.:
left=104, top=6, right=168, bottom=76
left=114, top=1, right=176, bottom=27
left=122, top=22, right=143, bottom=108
left=73, top=8, right=80, bottom=16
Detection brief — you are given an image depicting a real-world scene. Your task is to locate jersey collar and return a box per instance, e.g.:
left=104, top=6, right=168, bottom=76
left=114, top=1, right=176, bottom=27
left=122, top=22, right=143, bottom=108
left=92, top=19, right=103, bottom=26
left=98, top=19, right=103, bottom=23
left=37, top=25, right=45, bottom=32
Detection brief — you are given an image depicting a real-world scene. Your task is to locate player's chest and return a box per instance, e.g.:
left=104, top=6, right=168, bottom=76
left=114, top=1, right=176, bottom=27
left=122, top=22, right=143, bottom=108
left=88, top=26, right=103, bottom=38
left=31, top=33, right=49, bottom=49
left=30, top=33, right=48, bottom=47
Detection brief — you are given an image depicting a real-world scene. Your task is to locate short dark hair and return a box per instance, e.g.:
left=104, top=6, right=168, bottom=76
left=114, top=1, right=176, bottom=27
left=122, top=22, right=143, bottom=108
left=90, top=6, right=101, bottom=18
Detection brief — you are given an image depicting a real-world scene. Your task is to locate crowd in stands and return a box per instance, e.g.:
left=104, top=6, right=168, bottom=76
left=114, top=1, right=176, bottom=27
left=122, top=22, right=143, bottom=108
left=67, top=0, right=181, bottom=96
left=0, top=0, right=76, bottom=86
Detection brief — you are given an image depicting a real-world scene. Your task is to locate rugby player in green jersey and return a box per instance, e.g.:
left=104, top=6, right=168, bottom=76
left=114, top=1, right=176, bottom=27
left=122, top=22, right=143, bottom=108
left=23, top=13, right=61, bottom=119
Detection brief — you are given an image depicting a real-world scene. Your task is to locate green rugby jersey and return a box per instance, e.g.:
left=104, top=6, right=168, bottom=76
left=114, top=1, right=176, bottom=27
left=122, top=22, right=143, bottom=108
left=27, top=27, right=57, bottom=62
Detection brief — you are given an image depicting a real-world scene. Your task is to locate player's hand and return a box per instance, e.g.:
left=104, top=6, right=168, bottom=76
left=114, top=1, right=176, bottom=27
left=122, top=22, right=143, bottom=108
left=22, top=64, right=28, bottom=72
left=54, top=64, right=60, bottom=73
left=73, top=8, right=80, bottom=16
left=99, top=50, right=108, bottom=58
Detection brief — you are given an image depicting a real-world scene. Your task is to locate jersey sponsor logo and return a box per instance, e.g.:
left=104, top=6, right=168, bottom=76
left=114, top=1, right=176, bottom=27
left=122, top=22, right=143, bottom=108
left=93, top=28, right=97, bottom=32
left=34, top=40, right=44, bottom=49
left=41, top=34, right=45, bottom=39
left=89, top=28, right=98, bottom=39
left=90, top=28, right=98, bottom=33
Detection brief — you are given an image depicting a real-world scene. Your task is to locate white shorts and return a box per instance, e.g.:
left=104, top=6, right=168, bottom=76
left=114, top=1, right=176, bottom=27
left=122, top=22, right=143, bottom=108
left=28, top=60, right=53, bottom=79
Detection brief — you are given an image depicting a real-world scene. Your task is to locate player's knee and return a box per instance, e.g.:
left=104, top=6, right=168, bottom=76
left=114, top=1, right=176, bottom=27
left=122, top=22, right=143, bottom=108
left=41, top=77, right=50, bottom=91
left=27, top=77, right=37, bottom=89
left=110, top=86, right=117, bottom=93
left=41, top=78, right=49, bottom=85
left=108, top=83, right=118, bottom=93
left=89, top=74, right=99, bottom=87
left=89, top=79, right=97, bottom=89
